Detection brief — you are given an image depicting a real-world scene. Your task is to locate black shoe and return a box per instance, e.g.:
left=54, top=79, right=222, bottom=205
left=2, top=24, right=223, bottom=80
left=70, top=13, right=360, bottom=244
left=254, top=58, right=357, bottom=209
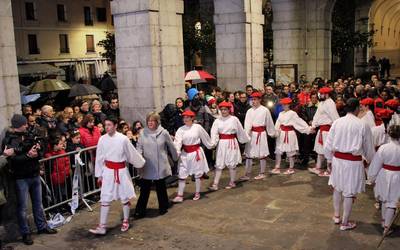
left=201, top=173, right=209, bottom=179
left=159, top=209, right=168, bottom=215
left=22, top=234, right=33, bottom=245
left=37, top=228, right=57, bottom=234
left=133, top=212, right=146, bottom=219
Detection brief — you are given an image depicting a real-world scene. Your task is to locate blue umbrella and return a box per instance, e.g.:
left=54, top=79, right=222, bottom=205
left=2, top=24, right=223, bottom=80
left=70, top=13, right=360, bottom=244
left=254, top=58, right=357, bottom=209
left=21, top=94, right=41, bottom=104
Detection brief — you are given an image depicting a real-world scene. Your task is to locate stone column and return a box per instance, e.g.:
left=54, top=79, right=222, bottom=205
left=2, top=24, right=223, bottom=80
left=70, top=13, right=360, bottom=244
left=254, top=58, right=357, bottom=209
left=0, top=0, right=21, bottom=139
left=354, top=0, right=373, bottom=77
left=111, top=0, right=185, bottom=123
left=214, top=0, right=264, bottom=91
left=272, top=0, right=334, bottom=83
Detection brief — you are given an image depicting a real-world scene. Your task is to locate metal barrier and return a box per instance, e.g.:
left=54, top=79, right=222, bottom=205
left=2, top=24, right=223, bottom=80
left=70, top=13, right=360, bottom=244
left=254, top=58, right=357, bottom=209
left=38, top=146, right=140, bottom=213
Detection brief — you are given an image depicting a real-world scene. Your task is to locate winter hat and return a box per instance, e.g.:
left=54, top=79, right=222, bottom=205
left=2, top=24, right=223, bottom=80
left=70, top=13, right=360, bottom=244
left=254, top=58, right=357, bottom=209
left=11, top=114, right=27, bottom=128
left=187, top=88, right=199, bottom=101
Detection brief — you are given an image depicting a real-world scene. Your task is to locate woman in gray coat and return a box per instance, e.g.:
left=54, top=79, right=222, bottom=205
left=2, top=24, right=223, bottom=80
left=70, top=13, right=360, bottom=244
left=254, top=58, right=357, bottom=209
left=134, top=112, right=178, bottom=218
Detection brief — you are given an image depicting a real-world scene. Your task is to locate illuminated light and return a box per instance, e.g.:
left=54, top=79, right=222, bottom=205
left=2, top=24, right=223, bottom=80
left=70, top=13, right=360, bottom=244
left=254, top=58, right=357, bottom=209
left=267, top=101, right=274, bottom=108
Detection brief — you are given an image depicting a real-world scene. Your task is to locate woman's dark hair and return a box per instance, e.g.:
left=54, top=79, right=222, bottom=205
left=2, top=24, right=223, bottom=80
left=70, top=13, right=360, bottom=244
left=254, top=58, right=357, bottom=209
left=117, top=122, right=128, bottom=132
left=388, top=125, right=400, bottom=140
left=132, top=120, right=143, bottom=135
left=49, top=134, right=64, bottom=148
left=81, top=114, right=95, bottom=128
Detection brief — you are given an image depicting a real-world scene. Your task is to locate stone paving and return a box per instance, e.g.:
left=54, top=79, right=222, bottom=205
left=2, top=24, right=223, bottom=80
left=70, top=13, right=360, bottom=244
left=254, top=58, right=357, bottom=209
left=7, top=160, right=400, bottom=250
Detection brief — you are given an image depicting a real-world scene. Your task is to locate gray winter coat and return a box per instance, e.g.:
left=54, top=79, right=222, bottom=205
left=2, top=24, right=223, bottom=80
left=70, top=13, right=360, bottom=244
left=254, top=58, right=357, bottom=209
left=136, top=126, right=178, bottom=180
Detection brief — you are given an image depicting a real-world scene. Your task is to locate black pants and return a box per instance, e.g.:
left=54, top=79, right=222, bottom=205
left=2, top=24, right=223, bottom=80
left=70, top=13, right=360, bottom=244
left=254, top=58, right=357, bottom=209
left=135, top=178, right=169, bottom=215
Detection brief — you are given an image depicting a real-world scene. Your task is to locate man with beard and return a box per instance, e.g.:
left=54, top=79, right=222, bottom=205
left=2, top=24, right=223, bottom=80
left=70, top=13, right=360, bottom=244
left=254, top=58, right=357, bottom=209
left=309, top=87, right=340, bottom=177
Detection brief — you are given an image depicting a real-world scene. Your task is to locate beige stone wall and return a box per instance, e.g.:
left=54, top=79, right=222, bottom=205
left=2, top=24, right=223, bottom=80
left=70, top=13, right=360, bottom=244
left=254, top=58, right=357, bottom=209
left=12, top=0, right=113, bottom=62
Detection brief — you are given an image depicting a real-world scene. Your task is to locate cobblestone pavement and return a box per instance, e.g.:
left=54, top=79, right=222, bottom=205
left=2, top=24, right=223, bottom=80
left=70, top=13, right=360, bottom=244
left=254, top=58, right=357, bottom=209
left=7, top=160, right=400, bottom=250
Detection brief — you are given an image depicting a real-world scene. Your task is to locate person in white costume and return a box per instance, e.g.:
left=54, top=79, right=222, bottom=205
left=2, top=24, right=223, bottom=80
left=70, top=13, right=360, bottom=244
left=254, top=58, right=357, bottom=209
left=324, top=98, right=375, bottom=231
left=386, top=99, right=400, bottom=127
left=358, top=98, right=376, bottom=128
left=309, top=87, right=340, bottom=177
left=241, top=92, right=276, bottom=180
left=208, top=101, right=250, bottom=190
left=371, top=109, right=395, bottom=150
left=368, top=125, right=400, bottom=235
left=172, top=110, right=214, bottom=202
left=89, top=117, right=145, bottom=235
left=271, top=98, right=314, bottom=175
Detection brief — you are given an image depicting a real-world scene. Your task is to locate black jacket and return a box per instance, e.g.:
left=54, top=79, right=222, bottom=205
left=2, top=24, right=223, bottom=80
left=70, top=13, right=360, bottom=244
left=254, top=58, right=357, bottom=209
left=1, top=130, right=42, bottom=179
left=234, top=101, right=251, bottom=126
left=299, top=104, right=318, bottom=124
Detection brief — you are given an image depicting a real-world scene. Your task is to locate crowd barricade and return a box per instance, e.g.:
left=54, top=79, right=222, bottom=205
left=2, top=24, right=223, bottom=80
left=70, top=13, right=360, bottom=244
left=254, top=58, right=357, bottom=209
left=38, top=146, right=140, bottom=213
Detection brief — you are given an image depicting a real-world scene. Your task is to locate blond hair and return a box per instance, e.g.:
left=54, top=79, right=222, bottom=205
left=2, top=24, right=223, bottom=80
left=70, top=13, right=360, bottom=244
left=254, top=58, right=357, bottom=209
left=146, top=111, right=160, bottom=126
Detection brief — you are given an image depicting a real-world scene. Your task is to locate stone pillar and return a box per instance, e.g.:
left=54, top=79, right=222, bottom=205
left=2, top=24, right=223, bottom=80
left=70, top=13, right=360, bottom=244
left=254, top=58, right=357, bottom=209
left=0, top=0, right=21, bottom=139
left=111, top=0, right=185, bottom=123
left=214, top=0, right=264, bottom=91
left=272, top=0, right=334, bottom=83
left=354, top=0, right=373, bottom=77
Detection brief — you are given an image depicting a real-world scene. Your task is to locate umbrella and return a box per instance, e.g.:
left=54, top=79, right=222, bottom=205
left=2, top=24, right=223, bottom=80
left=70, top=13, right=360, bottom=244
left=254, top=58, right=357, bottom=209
left=21, top=94, right=41, bottom=104
left=68, top=83, right=102, bottom=97
left=184, top=70, right=215, bottom=81
left=30, top=79, right=71, bottom=94
left=19, top=84, right=30, bottom=94
left=99, top=75, right=117, bottom=91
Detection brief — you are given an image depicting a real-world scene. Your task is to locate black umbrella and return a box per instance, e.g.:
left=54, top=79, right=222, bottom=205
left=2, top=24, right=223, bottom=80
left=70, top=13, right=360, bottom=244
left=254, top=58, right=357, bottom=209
left=99, top=75, right=117, bottom=92
left=68, top=83, right=102, bottom=97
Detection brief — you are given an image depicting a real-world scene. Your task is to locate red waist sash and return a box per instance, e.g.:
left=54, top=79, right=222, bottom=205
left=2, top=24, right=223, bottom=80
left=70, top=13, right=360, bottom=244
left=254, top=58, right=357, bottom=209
left=318, top=124, right=331, bottom=145
left=333, top=152, right=362, bottom=161
left=383, top=164, right=400, bottom=171
left=105, top=160, right=126, bottom=184
left=183, top=144, right=201, bottom=161
left=280, top=125, right=294, bottom=144
left=219, top=133, right=238, bottom=149
left=251, top=126, right=266, bottom=144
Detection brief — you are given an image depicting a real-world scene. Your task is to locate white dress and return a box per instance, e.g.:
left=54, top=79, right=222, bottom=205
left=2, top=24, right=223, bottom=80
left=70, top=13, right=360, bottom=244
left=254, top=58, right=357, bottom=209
left=389, top=113, right=400, bottom=126
left=371, top=124, right=389, bottom=149
left=324, top=114, right=375, bottom=197
left=359, top=110, right=376, bottom=128
left=244, top=105, right=276, bottom=158
left=210, top=115, right=250, bottom=169
left=174, top=124, right=213, bottom=178
left=274, top=110, right=312, bottom=156
left=368, top=140, right=400, bottom=207
left=95, top=132, right=145, bottom=203
left=312, top=98, right=340, bottom=155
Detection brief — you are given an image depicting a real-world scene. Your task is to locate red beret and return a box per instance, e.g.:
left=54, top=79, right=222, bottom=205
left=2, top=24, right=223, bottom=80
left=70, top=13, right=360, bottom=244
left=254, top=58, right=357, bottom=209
left=251, top=92, right=262, bottom=99
left=218, top=101, right=232, bottom=109
left=385, top=99, right=399, bottom=109
left=280, top=97, right=292, bottom=105
left=376, top=109, right=394, bottom=119
left=207, top=98, right=216, bottom=106
left=318, top=87, right=332, bottom=94
left=182, top=110, right=195, bottom=117
left=360, top=98, right=374, bottom=106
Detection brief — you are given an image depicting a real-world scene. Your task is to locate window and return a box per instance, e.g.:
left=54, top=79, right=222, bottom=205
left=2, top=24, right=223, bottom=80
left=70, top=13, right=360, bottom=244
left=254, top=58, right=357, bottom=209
left=96, top=8, right=107, bottom=22
left=86, top=35, right=95, bottom=52
left=57, top=4, right=66, bottom=22
left=84, top=7, right=93, bottom=26
left=28, top=34, right=39, bottom=54
left=59, top=34, right=69, bottom=53
left=25, top=2, right=36, bottom=20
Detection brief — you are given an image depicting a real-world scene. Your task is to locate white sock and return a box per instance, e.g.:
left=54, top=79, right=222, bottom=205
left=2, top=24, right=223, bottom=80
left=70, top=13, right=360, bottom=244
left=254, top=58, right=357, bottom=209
left=195, top=178, right=201, bottom=193
left=342, top=197, right=353, bottom=224
left=275, top=154, right=281, bottom=168
left=213, top=169, right=222, bottom=185
left=333, top=189, right=342, bottom=217
left=289, top=157, right=295, bottom=169
left=245, top=159, right=253, bottom=175
left=177, top=180, right=186, bottom=196
left=122, top=201, right=130, bottom=221
left=229, top=168, right=236, bottom=183
left=316, top=154, right=324, bottom=169
left=384, top=207, right=395, bottom=227
left=100, top=203, right=110, bottom=225
left=260, top=159, right=266, bottom=174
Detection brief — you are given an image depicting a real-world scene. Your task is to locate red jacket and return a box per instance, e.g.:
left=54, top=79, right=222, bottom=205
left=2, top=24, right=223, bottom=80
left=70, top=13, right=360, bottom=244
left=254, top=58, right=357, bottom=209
left=79, top=126, right=101, bottom=148
left=45, top=150, right=71, bottom=185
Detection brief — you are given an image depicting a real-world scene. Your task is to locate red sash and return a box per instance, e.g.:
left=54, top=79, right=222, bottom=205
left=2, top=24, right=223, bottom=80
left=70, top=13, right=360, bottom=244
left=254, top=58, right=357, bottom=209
left=318, top=124, right=331, bottom=145
left=383, top=164, right=400, bottom=171
left=105, top=160, right=126, bottom=184
left=219, top=133, right=237, bottom=149
left=333, top=152, right=362, bottom=161
left=251, top=126, right=266, bottom=144
left=183, top=144, right=201, bottom=161
left=280, top=125, right=294, bottom=144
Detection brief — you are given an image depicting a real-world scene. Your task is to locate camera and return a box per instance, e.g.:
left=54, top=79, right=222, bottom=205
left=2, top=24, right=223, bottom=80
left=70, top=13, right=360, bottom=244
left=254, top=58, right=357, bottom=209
left=14, top=136, right=43, bottom=155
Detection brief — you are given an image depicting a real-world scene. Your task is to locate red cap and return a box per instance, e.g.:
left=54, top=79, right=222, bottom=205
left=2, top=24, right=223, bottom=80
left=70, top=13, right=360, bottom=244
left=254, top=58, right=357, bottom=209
left=207, top=98, right=216, bottom=106
left=385, top=99, right=399, bottom=109
left=376, top=109, right=394, bottom=119
left=251, top=92, right=262, bottom=99
left=280, top=97, right=292, bottom=105
left=182, top=110, right=195, bottom=117
left=318, top=87, right=332, bottom=94
left=360, top=98, right=374, bottom=106
left=218, top=101, right=232, bottom=109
